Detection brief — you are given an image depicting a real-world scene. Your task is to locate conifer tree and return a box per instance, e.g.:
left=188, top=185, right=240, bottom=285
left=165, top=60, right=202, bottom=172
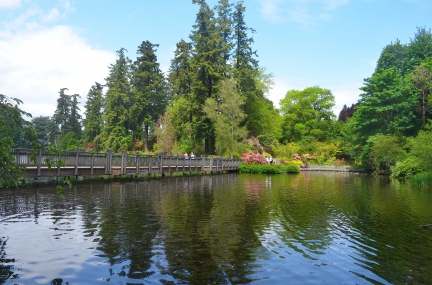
left=102, top=48, right=132, bottom=152
left=84, top=82, right=104, bottom=148
left=53, top=88, right=82, bottom=143
left=190, top=0, right=226, bottom=153
left=69, top=94, right=82, bottom=139
left=53, top=88, right=71, bottom=137
left=131, top=40, right=168, bottom=152
left=168, top=39, right=195, bottom=148
left=215, top=0, right=234, bottom=76
left=169, top=39, right=193, bottom=98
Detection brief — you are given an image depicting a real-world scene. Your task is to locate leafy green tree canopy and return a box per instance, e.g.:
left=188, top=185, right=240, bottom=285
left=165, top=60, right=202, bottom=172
left=280, top=86, right=336, bottom=143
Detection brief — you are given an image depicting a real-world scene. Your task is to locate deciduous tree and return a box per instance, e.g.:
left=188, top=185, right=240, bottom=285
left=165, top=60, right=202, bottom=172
left=280, top=86, right=336, bottom=142
left=203, top=79, right=247, bottom=157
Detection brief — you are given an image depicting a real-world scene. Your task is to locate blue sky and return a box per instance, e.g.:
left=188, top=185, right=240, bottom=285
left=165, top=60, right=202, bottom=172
left=1, top=0, right=431, bottom=118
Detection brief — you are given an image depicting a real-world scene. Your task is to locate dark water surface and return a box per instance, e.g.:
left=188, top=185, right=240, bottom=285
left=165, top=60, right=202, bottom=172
left=1, top=173, right=432, bottom=284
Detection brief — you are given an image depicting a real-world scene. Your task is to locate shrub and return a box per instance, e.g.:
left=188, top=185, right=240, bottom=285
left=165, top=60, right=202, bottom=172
left=391, top=157, right=421, bottom=180
left=238, top=164, right=282, bottom=174
left=241, top=153, right=267, bottom=164
left=281, top=164, right=300, bottom=173
left=411, top=171, right=432, bottom=188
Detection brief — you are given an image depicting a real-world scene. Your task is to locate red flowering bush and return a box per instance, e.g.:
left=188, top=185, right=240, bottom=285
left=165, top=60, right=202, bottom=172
left=242, top=153, right=267, bottom=165
left=86, top=142, right=93, bottom=149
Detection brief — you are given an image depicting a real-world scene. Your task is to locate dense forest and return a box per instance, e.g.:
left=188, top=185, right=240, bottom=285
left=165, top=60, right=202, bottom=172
left=1, top=0, right=432, bottom=184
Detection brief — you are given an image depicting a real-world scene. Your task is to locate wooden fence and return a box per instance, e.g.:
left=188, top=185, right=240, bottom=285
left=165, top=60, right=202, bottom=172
left=12, top=149, right=242, bottom=178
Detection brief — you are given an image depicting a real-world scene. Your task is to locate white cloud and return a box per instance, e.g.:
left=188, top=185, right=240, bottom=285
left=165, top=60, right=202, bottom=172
left=0, top=4, right=116, bottom=118
left=257, top=0, right=349, bottom=27
left=258, top=0, right=285, bottom=23
left=0, top=0, right=21, bottom=9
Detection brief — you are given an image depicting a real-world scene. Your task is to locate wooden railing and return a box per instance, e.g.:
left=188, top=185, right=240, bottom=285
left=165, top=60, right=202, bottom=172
left=12, top=149, right=242, bottom=178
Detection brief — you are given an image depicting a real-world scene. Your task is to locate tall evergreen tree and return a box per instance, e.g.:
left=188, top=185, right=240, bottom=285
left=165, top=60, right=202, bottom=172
left=53, top=88, right=71, bottom=137
left=102, top=48, right=132, bottom=151
left=69, top=94, right=82, bottom=139
left=215, top=0, right=234, bottom=76
left=169, top=39, right=193, bottom=98
left=53, top=88, right=82, bottom=142
left=190, top=0, right=226, bottom=153
left=84, top=82, right=104, bottom=148
left=168, top=39, right=195, bottom=148
left=232, top=0, right=263, bottom=136
left=131, top=40, right=168, bottom=152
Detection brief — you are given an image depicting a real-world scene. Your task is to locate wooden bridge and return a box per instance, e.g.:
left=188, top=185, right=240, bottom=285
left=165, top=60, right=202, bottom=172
left=12, top=149, right=242, bottom=179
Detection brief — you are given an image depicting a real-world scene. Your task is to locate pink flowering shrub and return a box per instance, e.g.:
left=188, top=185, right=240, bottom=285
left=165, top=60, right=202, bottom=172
left=292, top=153, right=302, bottom=161
left=86, top=142, right=93, bottom=149
left=242, top=153, right=267, bottom=165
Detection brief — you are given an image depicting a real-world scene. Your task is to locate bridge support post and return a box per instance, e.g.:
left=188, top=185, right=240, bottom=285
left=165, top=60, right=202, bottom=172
left=121, top=150, right=126, bottom=175
left=148, top=155, right=152, bottom=175
left=74, top=149, right=80, bottom=176
left=105, top=150, right=112, bottom=175
left=210, top=156, right=213, bottom=173
left=37, top=149, right=42, bottom=177
left=135, top=152, right=140, bottom=174
left=159, top=153, right=163, bottom=175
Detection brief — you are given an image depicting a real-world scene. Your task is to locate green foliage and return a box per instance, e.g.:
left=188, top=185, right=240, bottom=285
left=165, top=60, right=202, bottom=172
left=53, top=88, right=82, bottom=140
left=0, top=94, right=37, bottom=187
left=84, top=82, right=104, bottom=149
left=411, top=62, right=432, bottom=128
left=131, top=40, right=168, bottom=152
left=391, top=157, right=421, bottom=180
left=102, top=48, right=133, bottom=152
left=281, top=164, right=300, bottom=173
left=60, top=131, right=78, bottom=151
left=410, top=125, right=432, bottom=171
left=352, top=69, right=418, bottom=142
left=32, top=116, right=57, bottom=146
left=154, top=109, right=176, bottom=155
left=189, top=0, right=226, bottom=153
left=369, top=134, right=405, bottom=173
left=238, top=163, right=282, bottom=174
left=411, top=171, right=432, bottom=188
left=203, top=79, right=248, bottom=157
left=280, top=86, right=336, bottom=142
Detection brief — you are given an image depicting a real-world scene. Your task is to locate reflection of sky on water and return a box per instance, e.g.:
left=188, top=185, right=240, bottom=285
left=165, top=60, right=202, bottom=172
left=2, top=208, right=105, bottom=284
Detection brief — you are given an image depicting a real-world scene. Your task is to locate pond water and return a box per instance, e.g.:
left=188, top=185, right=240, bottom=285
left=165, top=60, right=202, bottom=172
left=1, top=172, right=432, bottom=284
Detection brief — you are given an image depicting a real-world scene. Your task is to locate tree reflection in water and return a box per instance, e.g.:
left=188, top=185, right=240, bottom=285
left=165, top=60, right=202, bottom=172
left=1, top=173, right=432, bottom=284
left=0, top=237, right=15, bottom=284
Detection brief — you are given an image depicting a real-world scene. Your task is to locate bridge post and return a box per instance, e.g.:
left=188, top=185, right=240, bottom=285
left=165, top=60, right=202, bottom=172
left=105, top=150, right=112, bottom=175
left=90, top=153, right=94, bottom=175
left=121, top=150, right=126, bottom=175
left=148, top=155, right=152, bottom=175
left=201, top=155, right=205, bottom=172
left=135, top=152, right=140, bottom=174
left=159, top=153, right=163, bottom=175
left=74, top=149, right=80, bottom=175
left=36, top=149, right=42, bottom=177
left=210, top=156, right=213, bottom=172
